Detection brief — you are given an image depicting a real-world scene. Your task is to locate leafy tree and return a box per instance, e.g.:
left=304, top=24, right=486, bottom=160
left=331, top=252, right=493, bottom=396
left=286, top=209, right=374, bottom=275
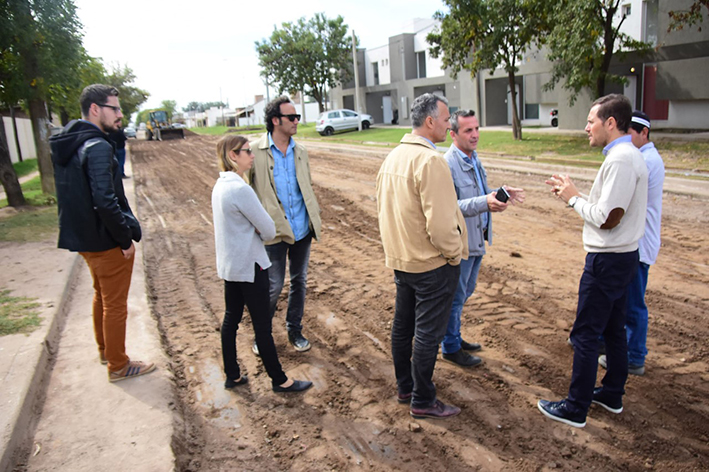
left=428, top=0, right=549, bottom=140
left=256, top=13, right=354, bottom=113
left=668, top=0, right=709, bottom=32
left=544, top=0, right=651, bottom=105
left=2, top=0, right=84, bottom=195
left=48, top=52, right=107, bottom=125
left=104, top=64, right=149, bottom=126
left=0, top=114, right=26, bottom=207
left=160, top=100, right=177, bottom=120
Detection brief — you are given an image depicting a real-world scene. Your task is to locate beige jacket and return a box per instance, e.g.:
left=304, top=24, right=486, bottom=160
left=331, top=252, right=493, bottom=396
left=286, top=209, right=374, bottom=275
left=249, top=133, right=322, bottom=245
left=376, top=133, right=468, bottom=273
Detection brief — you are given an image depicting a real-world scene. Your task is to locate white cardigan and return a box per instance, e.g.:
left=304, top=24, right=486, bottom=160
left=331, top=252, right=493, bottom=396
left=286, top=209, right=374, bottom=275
left=212, top=172, right=276, bottom=282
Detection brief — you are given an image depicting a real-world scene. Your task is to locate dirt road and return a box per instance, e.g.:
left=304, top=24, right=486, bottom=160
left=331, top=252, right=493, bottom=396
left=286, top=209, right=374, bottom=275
left=129, top=134, right=708, bottom=471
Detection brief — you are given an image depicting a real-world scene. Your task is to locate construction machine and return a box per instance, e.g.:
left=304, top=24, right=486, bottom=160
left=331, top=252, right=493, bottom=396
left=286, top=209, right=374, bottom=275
left=145, top=110, right=185, bottom=141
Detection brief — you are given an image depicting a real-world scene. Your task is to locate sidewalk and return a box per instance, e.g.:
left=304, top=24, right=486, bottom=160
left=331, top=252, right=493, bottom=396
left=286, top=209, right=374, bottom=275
left=0, top=150, right=175, bottom=471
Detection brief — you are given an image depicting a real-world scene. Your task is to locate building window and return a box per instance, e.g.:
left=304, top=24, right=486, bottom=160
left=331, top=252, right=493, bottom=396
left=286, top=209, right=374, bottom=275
left=372, top=62, right=379, bottom=86
left=643, top=0, right=658, bottom=46
left=416, top=51, right=426, bottom=79
left=525, top=103, right=539, bottom=120
left=622, top=3, right=631, bottom=16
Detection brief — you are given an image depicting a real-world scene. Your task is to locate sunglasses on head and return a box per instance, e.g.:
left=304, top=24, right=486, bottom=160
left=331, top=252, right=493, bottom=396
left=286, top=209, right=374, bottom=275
left=278, top=113, right=301, bottom=122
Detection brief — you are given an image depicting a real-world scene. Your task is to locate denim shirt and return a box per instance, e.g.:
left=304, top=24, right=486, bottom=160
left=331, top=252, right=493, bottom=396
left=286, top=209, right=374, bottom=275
left=268, top=133, right=310, bottom=241
left=602, top=134, right=632, bottom=156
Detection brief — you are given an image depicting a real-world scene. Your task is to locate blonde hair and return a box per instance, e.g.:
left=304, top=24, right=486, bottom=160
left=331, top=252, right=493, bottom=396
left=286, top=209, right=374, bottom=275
left=216, top=135, right=249, bottom=172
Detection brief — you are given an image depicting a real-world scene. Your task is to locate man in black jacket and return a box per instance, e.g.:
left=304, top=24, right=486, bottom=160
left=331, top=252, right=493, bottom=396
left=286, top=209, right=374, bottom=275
left=50, top=84, right=155, bottom=382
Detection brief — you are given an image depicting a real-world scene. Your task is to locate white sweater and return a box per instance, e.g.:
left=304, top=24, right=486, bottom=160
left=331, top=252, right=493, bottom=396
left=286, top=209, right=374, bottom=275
left=574, top=141, right=648, bottom=253
left=212, top=172, right=276, bottom=282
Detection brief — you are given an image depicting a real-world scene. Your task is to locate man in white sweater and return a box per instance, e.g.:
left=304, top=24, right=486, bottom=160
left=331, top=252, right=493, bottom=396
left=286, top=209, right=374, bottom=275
left=538, top=94, right=648, bottom=428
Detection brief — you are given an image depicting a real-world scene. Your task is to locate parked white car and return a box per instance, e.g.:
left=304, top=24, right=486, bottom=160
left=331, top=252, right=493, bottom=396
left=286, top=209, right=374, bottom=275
left=316, top=109, right=373, bottom=136
left=123, top=127, right=137, bottom=138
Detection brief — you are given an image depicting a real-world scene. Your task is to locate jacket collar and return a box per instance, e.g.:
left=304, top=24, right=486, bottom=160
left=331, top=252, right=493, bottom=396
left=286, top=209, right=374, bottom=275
left=400, top=133, right=437, bottom=150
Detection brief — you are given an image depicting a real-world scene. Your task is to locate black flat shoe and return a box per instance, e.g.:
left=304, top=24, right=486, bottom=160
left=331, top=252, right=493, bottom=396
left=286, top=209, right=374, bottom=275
left=461, top=340, right=482, bottom=352
left=273, top=379, right=313, bottom=393
left=225, top=375, right=248, bottom=389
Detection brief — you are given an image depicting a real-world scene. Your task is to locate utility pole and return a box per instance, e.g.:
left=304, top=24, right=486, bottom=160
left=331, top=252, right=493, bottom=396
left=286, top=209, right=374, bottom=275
left=352, top=30, right=362, bottom=132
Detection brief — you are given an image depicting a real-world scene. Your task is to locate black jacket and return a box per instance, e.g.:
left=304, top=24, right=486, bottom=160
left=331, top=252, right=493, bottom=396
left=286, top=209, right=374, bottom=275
left=50, top=120, right=141, bottom=252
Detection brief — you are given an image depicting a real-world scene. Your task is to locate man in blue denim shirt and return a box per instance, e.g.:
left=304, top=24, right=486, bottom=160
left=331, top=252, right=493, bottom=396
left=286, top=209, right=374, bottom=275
left=249, top=97, right=322, bottom=353
left=442, top=110, right=525, bottom=368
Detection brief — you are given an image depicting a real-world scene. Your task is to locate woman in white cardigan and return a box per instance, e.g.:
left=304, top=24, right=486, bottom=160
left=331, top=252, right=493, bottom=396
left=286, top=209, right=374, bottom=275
left=212, top=135, right=312, bottom=393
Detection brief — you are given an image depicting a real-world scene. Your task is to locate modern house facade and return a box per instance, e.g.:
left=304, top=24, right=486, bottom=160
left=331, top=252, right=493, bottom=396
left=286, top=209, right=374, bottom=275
left=329, top=1, right=709, bottom=131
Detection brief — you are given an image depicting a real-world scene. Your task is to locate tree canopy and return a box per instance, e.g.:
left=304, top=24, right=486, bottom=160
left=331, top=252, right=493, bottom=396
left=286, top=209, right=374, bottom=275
left=544, top=0, right=651, bottom=105
left=255, top=13, right=354, bottom=113
left=668, top=0, right=709, bottom=32
left=428, top=0, right=549, bottom=140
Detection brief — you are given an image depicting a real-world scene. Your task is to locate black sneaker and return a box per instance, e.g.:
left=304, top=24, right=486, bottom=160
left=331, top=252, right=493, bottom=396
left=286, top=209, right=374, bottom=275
left=397, top=392, right=412, bottom=404
left=410, top=400, right=461, bottom=419
left=442, top=349, right=482, bottom=367
left=460, top=339, right=482, bottom=352
left=592, top=387, right=623, bottom=414
left=598, top=355, right=645, bottom=376
left=288, top=331, right=311, bottom=352
left=537, top=399, right=586, bottom=428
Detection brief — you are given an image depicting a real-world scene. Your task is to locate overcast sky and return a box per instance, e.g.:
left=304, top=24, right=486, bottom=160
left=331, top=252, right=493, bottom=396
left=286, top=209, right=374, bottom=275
left=73, top=0, right=444, bottom=116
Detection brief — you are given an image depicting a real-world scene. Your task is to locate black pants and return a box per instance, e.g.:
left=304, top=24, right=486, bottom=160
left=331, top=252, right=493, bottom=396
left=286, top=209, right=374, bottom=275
left=392, top=263, right=460, bottom=408
left=222, top=265, right=288, bottom=386
left=567, top=251, right=639, bottom=414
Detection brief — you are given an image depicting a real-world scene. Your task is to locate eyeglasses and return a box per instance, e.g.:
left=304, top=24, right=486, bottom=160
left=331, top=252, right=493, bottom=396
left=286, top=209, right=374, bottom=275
left=234, top=148, right=253, bottom=155
left=97, top=104, right=121, bottom=113
left=278, top=114, right=301, bottom=122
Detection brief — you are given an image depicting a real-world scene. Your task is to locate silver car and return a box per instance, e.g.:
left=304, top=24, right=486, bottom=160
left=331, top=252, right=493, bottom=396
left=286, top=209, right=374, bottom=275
left=316, top=109, right=373, bottom=136
left=123, top=127, right=137, bottom=138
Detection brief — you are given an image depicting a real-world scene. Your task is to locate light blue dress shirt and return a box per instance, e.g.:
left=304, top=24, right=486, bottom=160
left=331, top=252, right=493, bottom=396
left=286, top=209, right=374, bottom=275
left=268, top=133, right=310, bottom=241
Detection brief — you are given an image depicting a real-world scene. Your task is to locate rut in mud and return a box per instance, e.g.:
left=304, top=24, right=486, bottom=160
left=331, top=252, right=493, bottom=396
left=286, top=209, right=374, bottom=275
left=129, top=134, right=709, bottom=471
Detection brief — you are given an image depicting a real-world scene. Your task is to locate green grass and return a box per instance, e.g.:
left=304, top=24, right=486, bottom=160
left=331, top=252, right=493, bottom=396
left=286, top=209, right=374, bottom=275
left=0, top=206, right=58, bottom=242
left=12, top=158, right=38, bottom=178
left=0, top=289, right=42, bottom=336
left=0, top=176, right=57, bottom=208
left=190, top=125, right=267, bottom=136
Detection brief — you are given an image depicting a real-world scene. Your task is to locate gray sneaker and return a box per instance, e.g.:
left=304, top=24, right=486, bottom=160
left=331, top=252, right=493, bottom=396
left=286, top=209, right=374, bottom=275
left=598, top=355, right=645, bottom=376
left=288, top=331, right=311, bottom=352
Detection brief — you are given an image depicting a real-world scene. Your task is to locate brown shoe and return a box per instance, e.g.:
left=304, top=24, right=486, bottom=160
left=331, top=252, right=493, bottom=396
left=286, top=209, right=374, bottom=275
left=109, top=360, right=156, bottom=382
left=99, top=352, right=107, bottom=365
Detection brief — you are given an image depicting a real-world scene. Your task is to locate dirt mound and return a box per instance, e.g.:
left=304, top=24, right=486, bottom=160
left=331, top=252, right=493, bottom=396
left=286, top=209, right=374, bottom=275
left=129, top=136, right=709, bottom=471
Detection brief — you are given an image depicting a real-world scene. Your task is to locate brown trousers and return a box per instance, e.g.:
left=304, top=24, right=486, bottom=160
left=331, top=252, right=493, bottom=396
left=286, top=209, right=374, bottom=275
left=80, top=246, right=134, bottom=372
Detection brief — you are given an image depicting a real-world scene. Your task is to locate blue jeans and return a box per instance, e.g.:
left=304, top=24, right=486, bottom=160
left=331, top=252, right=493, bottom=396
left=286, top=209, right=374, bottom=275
left=266, top=233, right=312, bottom=333
left=392, top=263, right=460, bottom=408
left=625, top=262, right=650, bottom=366
left=222, top=265, right=288, bottom=386
left=115, top=149, right=126, bottom=177
left=567, top=251, right=638, bottom=416
left=442, top=255, right=483, bottom=354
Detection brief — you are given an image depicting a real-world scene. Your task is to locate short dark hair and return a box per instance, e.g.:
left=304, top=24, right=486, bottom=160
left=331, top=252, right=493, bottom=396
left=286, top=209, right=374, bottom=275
left=630, top=110, right=651, bottom=139
left=411, top=93, right=448, bottom=128
left=80, top=84, right=119, bottom=117
left=450, top=110, right=476, bottom=133
left=592, top=94, right=632, bottom=133
left=264, top=96, right=292, bottom=133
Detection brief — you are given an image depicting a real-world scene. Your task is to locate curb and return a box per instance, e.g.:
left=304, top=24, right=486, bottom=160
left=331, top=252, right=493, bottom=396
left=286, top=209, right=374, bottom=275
left=0, top=252, right=81, bottom=472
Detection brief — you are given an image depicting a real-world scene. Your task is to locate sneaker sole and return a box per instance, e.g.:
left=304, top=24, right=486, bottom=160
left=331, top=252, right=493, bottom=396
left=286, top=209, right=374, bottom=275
left=109, top=364, right=156, bottom=383
left=537, top=401, right=586, bottom=428
left=410, top=410, right=461, bottom=419
left=441, top=356, right=483, bottom=368
left=592, top=399, right=623, bottom=414
left=292, top=343, right=311, bottom=352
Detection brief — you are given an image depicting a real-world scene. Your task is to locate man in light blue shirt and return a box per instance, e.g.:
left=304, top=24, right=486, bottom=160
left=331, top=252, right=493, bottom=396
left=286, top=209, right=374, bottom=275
left=249, top=97, right=322, bottom=353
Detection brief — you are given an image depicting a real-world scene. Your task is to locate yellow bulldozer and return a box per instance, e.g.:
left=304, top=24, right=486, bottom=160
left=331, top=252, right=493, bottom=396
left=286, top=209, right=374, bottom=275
left=145, top=110, right=185, bottom=141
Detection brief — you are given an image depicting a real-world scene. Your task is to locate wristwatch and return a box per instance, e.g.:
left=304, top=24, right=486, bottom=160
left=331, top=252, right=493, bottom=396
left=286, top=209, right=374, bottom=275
left=568, top=196, right=579, bottom=208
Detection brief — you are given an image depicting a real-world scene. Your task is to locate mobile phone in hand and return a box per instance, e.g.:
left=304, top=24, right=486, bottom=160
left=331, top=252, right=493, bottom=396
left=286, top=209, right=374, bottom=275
left=495, top=187, right=510, bottom=203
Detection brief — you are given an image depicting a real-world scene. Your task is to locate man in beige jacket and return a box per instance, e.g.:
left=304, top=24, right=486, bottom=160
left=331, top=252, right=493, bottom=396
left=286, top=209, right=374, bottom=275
left=376, top=93, right=468, bottom=419
left=249, top=97, right=322, bottom=353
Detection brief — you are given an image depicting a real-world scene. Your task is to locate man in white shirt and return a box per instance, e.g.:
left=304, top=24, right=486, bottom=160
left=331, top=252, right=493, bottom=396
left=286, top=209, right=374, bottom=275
left=538, top=94, right=648, bottom=428
left=599, top=111, right=664, bottom=376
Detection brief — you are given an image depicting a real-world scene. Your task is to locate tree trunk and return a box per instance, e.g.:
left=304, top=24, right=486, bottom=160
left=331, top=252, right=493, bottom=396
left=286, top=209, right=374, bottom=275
left=60, top=108, right=70, bottom=126
left=508, top=72, right=523, bottom=140
left=10, top=106, right=24, bottom=162
left=28, top=99, right=54, bottom=195
left=0, top=117, right=26, bottom=207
